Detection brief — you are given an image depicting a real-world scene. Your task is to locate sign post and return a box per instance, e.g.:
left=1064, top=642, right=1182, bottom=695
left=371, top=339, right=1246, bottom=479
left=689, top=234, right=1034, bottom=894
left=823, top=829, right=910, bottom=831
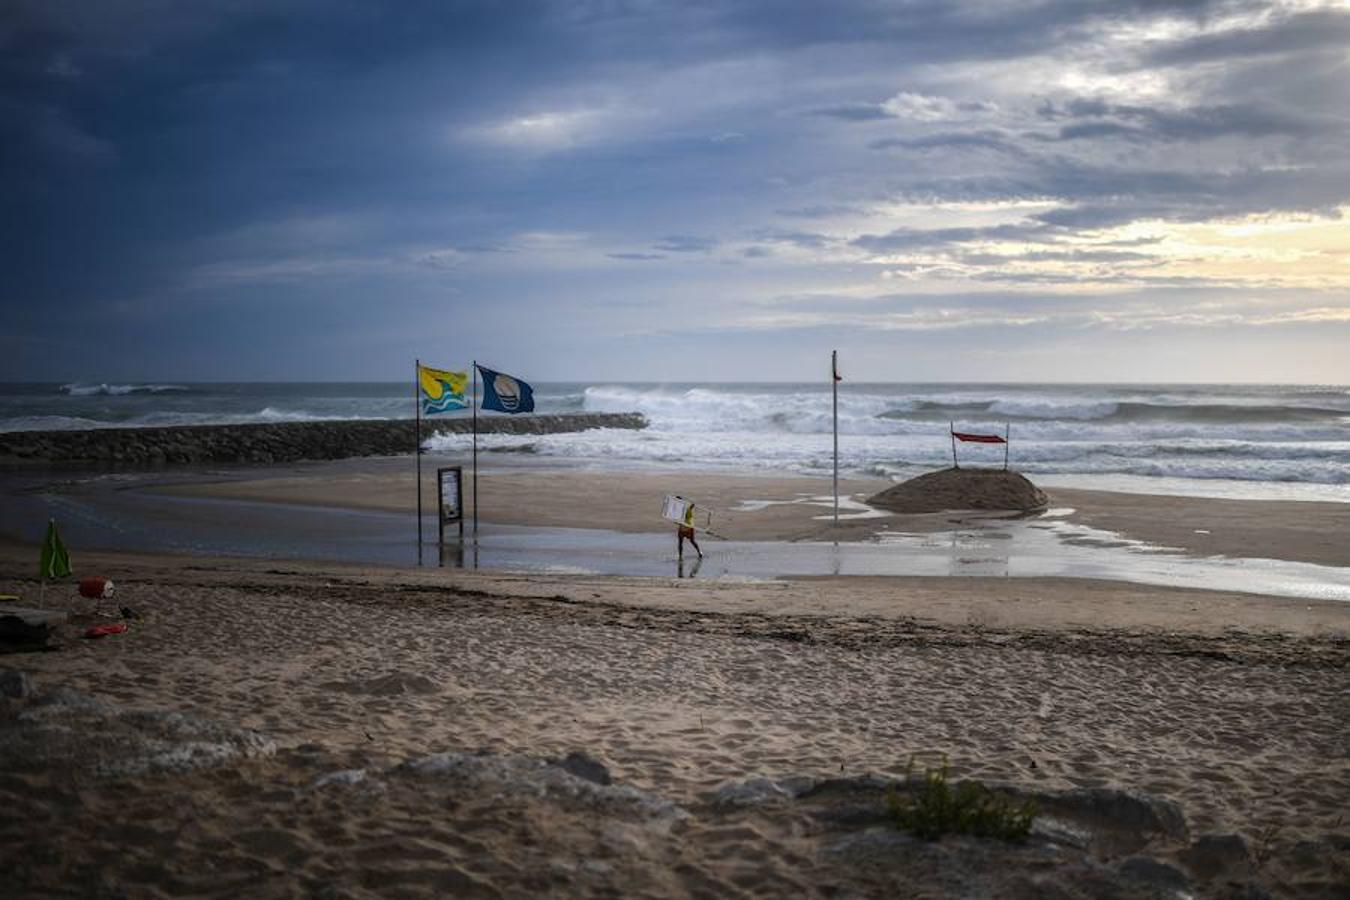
left=437, top=466, right=464, bottom=558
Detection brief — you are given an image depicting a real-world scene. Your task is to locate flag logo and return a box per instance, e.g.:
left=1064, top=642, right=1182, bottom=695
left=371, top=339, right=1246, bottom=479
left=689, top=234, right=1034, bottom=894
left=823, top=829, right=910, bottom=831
left=493, top=375, right=522, bottom=412
left=419, top=365, right=468, bottom=415
left=477, top=364, right=535, bottom=414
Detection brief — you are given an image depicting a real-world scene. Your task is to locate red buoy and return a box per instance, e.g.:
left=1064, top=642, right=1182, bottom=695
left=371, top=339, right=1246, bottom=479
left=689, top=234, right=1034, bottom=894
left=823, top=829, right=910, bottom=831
left=78, top=577, right=115, bottom=599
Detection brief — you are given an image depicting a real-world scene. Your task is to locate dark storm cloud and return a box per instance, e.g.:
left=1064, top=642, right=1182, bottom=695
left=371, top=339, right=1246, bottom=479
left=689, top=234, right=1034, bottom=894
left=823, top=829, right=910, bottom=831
left=1033, top=99, right=1337, bottom=143
left=1, top=0, right=1346, bottom=379
left=1051, top=121, right=1144, bottom=141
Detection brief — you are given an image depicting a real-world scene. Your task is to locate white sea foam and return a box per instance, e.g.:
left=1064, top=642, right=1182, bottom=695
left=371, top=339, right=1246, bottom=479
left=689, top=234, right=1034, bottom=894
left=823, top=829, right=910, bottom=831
left=60, top=383, right=191, bottom=396
left=8, top=381, right=1349, bottom=490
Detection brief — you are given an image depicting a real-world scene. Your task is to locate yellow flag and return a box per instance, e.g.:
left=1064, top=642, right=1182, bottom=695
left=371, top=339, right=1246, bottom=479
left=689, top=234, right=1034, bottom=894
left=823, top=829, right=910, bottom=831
left=418, top=365, right=468, bottom=414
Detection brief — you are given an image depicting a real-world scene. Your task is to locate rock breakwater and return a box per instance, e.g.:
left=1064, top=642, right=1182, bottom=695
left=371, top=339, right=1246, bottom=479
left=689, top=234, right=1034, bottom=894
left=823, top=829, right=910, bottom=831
left=0, top=414, right=646, bottom=467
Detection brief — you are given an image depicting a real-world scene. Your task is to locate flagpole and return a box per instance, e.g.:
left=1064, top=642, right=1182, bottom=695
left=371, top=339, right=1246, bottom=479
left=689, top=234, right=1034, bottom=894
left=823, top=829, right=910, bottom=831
left=832, top=350, right=839, bottom=528
left=951, top=421, right=958, bottom=469
left=472, top=361, right=479, bottom=537
left=1004, top=422, right=1010, bottom=471
left=415, top=359, right=423, bottom=566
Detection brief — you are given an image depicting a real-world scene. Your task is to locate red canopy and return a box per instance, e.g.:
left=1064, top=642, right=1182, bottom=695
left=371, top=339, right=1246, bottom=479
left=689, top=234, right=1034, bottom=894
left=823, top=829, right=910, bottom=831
left=951, top=430, right=1006, bottom=444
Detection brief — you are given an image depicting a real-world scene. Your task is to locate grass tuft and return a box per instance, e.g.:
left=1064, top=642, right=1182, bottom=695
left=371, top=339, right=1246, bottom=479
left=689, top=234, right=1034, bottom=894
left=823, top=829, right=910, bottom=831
left=886, top=760, right=1037, bottom=842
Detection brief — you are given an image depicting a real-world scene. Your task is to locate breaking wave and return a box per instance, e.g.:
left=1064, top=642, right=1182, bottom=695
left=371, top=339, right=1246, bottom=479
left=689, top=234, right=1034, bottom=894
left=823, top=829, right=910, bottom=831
left=60, top=383, right=192, bottom=396
left=6, top=380, right=1348, bottom=490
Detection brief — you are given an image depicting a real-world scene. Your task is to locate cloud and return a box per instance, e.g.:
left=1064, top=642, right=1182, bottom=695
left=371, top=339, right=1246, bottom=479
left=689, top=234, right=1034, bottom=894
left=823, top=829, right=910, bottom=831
left=653, top=235, right=718, bottom=253
left=1035, top=98, right=1336, bottom=143
left=0, top=100, right=116, bottom=164
left=881, top=91, right=988, bottom=122
left=776, top=204, right=862, bottom=219
left=816, top=92, right=994, bottom=124
left=45, top=53, right=82, bottom=79
left=871, top=130, right=1023, bottom=154
left=3, top=0, right=1348, bottom=380
left=811, top=102, right=892, bottom=121
left=412, top=249, right=466, bottom=270
left=739, top=284, right=1350, bottom=334
left=747, top=227, right=834, bottom=249
left=1145, top=8, right=1350, bottom=66
left=463, top=108, right=611, bottom=151
left=850, top=223, right=1055, bottom=255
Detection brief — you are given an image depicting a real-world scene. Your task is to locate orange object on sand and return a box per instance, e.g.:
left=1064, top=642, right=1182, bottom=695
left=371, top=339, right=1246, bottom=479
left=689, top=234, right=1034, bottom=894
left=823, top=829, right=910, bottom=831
left=84, top=623, right=128, bottom=639
left=78, top=577, right=115, bottom=599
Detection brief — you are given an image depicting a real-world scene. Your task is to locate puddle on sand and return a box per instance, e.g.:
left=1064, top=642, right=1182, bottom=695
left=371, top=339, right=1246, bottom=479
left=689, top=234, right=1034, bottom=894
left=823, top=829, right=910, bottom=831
left=733, top=494, right=891, bottom=522
left=4, top=484, right=1348, bottom=603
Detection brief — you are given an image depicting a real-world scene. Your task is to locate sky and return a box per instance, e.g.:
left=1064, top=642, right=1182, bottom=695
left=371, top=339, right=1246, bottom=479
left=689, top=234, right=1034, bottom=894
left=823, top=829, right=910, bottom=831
left=2, top=0, right=1348, bottom=383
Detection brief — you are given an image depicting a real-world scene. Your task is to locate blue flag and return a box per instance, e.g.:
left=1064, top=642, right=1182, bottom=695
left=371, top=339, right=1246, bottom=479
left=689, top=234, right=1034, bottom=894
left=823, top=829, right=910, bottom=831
left=476, top=364, right=534, bottom=414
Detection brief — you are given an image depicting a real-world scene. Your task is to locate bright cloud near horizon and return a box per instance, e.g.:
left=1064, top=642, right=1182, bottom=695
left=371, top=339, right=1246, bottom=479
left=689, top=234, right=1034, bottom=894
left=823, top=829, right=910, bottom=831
left=2, top=0, right=1348, bottom=382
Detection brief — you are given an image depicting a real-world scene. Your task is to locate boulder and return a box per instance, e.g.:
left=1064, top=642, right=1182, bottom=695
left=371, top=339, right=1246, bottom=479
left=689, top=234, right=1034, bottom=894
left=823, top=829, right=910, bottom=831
left=1180, top=833, right=1253, bottom=881
left=558, top=751, right=612, bottom=786
left=711, top=776, right=795, bottom=808
left=0, top=668, right=33, bottom=699
left=0, top=686, right=275, bottom=778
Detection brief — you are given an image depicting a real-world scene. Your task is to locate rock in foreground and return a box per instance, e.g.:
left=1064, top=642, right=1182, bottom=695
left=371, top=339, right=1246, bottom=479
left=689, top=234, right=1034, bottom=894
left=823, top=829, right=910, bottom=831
left=0, top=685, right=275, bottom=778
left=868, top=467, right=1048, bottom=514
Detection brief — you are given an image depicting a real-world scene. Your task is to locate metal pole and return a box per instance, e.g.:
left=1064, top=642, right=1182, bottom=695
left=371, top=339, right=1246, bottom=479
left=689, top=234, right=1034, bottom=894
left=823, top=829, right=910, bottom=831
left=950, top=421, right=958, bottom=469
left=1004, top=422, right=1010, bottom=471
left=832, top=350, right=839, bottom=527
left=415, top=359, right=423, bottom=565
left=472, top=361, right=479, bottom=537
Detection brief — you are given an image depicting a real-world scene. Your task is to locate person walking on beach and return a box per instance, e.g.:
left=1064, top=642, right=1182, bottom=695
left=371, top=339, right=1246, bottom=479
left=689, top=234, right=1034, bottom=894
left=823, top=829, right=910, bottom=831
left=677, top=522, right=702, bottom=560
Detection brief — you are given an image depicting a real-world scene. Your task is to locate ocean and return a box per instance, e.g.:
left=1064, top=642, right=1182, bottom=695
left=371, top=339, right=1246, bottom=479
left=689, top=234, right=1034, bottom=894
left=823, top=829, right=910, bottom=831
left=3, top=381, right=1348, bottom=501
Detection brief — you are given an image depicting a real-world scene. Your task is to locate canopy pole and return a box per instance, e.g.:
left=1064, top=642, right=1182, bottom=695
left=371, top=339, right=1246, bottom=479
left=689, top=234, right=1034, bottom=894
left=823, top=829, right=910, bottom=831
left=832, top=350, right=839, bottom=528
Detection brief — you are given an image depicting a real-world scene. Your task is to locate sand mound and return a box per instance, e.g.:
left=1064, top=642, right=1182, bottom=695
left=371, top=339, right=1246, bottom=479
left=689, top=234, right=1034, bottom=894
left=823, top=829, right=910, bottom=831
left=867, top=467, right=1048, bottom=514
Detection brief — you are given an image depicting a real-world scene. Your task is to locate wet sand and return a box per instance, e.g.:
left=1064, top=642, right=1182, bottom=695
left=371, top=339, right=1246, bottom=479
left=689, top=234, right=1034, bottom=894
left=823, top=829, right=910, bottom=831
left=1049, top=487, right=1350, bottom=568
left=152, top=456, right=1350, bottom=566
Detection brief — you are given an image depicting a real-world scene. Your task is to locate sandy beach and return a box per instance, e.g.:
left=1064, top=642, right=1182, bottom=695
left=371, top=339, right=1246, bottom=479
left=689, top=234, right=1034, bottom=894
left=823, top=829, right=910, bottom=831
left=2, top=459, right=1348, bottom=898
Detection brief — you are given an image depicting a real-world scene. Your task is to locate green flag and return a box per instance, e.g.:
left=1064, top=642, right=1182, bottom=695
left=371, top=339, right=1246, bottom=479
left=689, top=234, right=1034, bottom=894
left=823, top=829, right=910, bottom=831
left=39, top=519, right=72, bottom=580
